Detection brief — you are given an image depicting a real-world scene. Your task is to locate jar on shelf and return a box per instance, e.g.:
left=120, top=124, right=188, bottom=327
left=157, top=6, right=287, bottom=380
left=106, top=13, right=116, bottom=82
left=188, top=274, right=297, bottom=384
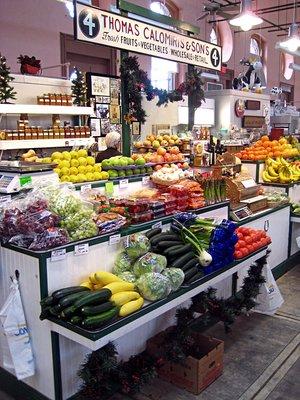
left=75, top=126, right=81, bottom=138
left=37, top=96, right=44, bottom=105
left=67, top=95, right=73, bottom=106
left=6, top=131, right=13, bottom=140
left=69, top=128, right=75, bottom=139
left=0, top=130, right=7, bottom=140
left=61, top=94, right=67, bottom=106
left=48, top=129, right=54, bottom=139
left=12, top=130, right=19, bottom=141
left=24, top=127, right=32, bottom=140
left=43, top=95, right=50, bottom=105
left=55, top=94, right=62, bottom=106
left=19, top=131, right=25, bottom=140
left=49, top=93, right=56, bottom=105
left=31, top=127, right=38, bottom=141
left=53, top=127, right=60, bottom=140
left=59, top=128, right=65, bottom=139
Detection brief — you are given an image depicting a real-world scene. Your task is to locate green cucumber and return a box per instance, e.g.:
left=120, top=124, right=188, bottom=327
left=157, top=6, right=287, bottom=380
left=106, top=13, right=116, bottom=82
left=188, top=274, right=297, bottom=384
left=159, top=241, right=183, bottom=250
left=186, top=271, right=204, bottom=284
left=150, top=233, right=180, bottom=246
left=171, top=252, right=195, bottom=269
left=81, top=307, right=119, bottom=328
left=49, top=305, right=61, bottom=317
left=145, top=228, right=162, bottom=239
left=51, top=286, right=90, bottom=301
left=81, top=302, right=113, bottom=316
left=167, top=244, right=193, bottom=257
left=57, top=291, right=89, bottom=310
left=70, top=315, right=83, bottom=325
left=184, top=267, right=199, bottom=282
left=39, top=306, right=51, bottom=321
left=181, top=258, right=199, bottom=272
left=62, top=289, right=112, bottom=317
left=40, top=295, right=55, bottom=307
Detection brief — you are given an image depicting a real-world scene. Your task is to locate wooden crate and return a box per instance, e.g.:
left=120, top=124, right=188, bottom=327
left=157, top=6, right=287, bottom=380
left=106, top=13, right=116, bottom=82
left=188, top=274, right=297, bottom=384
left=147, top=328, right=224, bottom=395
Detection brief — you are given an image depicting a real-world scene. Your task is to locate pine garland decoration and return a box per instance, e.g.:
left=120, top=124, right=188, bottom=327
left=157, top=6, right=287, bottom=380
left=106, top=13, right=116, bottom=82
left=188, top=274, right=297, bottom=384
left=71, top=67, right=87, bottom=106
left=0, top=54, right=16, bottom=104
left=76, top=253, right=267, bottom=398
left=121, top=56, right=205, bottom=124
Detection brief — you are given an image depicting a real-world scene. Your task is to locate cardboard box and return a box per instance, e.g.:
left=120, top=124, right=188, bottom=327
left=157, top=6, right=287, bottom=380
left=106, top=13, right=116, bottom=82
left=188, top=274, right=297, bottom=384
left=147, top=328, right=224, bottom=395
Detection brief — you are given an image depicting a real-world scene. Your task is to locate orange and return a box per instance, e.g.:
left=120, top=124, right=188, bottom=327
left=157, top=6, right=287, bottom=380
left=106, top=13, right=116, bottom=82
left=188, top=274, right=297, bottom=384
left=261, top=135, right=269, bottom=142
left=274, top=151, right=281, bottom=157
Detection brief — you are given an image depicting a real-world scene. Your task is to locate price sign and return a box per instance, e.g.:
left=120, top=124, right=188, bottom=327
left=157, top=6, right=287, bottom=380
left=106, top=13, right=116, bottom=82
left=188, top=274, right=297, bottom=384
left=241, top=179, right=256, bottom=189
left=81, top=184, right=92, bottom=193
left=142, top=176, right=150, bottom=185
left=152, top=221, right=162, bottom=229
left=51, top=249, right=66, bottom=262
left=109, top=234, right=121, bottom=246
left=119, top=179, right=129, bottom=189
left=74, top=243, right=89, bottom=256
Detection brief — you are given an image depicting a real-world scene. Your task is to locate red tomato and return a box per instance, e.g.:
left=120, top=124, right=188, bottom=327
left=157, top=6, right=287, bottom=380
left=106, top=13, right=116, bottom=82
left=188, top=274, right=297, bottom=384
left=244, top=236, right=252, bottom=245
left=237, top=232, right=244, bottom=240
left=235, top=242, right=241, bottom=250
left=234, top=250, right=242, bottom=259
left=240, top=248, right=248, bottom=258
left=247, top=244, right=255, bottom=254
left=266, top=237, right=272, bottom=244
left=261, top=231, right=267, bottom=238
left=239, top=240, right=246, bottom=248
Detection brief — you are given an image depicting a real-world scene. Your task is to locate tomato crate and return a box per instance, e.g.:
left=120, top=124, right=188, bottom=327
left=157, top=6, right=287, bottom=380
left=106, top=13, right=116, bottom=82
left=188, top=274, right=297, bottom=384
left=146, top=327, right=224, bottom=395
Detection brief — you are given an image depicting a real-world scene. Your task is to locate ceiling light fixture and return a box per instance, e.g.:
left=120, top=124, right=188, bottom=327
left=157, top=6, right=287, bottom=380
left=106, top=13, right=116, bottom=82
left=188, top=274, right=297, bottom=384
left=229, top=0, right=263, bottom=32
left=277, top=23, right=300, bottom=52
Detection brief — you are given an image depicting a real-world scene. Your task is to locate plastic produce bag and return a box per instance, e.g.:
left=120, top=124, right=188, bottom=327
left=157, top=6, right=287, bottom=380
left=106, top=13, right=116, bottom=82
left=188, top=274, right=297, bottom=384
left=124, top=233, right=150, bottom=260
left=133, top=252, right=167, bottom=277
left=255, top=264, right=284, bottom=315
left=136, top=272, right=171, bottom=301
left=0, top=279, right=35, bottom=380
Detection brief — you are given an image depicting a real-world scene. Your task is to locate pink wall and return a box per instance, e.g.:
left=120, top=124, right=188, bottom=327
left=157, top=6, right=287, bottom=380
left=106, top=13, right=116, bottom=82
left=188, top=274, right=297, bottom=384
left=0, top=0, right=299, bottom=105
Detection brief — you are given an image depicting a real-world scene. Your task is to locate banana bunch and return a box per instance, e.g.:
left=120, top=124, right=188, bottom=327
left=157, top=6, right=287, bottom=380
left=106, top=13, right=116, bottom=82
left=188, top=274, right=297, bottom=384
left=263, top=157, right=300, bottom=184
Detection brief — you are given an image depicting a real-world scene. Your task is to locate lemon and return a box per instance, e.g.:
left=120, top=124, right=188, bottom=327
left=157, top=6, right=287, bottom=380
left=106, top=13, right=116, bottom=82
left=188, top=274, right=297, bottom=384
left=85, top=165, right=94, bottom=173
left=60, top=167, right=70, bottom=176
left=94, top=163, right=102, bottom=172
left=78, top=149, right=88, bottom=158
left=78, top=157, right=87, bottom=166
left=77, top=173, right=86, bottom=183
left=86, top=156, right=95, bottom=166
left=59, top=160, right=70, bottom=168
left=62, top=151, right=71, bottom=160
left=69, top=167, right=78, bottom=175
left=70, top=159, right=79, bottom=167
left=70, top=150, right=78, bottom=159
left=51, top=151, right=63, bottom=160
left=78, top=165, right=86, bottom=174
left=60, top=175, right=70, bottom=182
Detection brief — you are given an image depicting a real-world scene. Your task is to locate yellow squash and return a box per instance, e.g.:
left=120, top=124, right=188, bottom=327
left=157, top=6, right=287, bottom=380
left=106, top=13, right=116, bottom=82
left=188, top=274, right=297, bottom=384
left=94, top=271, right=123, bottom=285
left=119, top=296, right=144, bottom=317
left=110, top=291, right=140, bottom=306
left=103, top=281, right=135, bottom=295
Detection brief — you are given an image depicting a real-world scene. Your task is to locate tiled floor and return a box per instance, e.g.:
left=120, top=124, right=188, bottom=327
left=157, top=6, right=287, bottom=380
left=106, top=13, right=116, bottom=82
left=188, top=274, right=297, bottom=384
left=0, top=266, right=299, bottom=400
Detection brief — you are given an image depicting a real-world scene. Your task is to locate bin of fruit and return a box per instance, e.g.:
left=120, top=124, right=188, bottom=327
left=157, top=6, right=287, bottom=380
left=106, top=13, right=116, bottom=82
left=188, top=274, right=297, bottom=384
left=262, top=157, right=300, bottom=184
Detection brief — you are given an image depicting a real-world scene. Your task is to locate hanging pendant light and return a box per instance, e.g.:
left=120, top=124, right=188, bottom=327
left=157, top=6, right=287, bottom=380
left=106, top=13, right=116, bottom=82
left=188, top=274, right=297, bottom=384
left=229, top=0, right=263, bottom=32
left=277, top=23, right=300, bottom=53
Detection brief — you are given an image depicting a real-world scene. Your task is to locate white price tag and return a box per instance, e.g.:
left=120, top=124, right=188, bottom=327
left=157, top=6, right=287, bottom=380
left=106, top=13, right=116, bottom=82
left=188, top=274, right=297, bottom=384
left=109, top=233, right=121, bottom=245
left=241, top=179, right=256, bottom=189
left=81, top=184, right=92, bottom=193
left=152, top=221, right=162, bottom=229
left=51, top=249, right=66, bottom=262
left=74, top=243, right=89, bottom=256
left=119, top=179, right=129, bottom=189
left=142, top=176, right=150, bottom=185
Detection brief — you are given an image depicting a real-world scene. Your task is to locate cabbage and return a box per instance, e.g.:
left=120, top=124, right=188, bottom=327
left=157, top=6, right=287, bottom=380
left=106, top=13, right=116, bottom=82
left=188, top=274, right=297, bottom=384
left=136, top=272, right=171, bottom=301
left=133, top=252, right=167, bottom=277
left=118, top=271, right=136, bottom=283
left=162, top=268, right=184, bottom=291
left=113, top=251, right=132, bottom=275
left=124, top=233, right=150, bottom=260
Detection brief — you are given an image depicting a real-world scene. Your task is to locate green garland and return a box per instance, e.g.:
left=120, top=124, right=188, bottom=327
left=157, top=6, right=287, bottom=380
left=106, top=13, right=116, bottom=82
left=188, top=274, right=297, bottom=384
left=120, top=56, right=205, bottom=124
left=76, top=254, right=267, bottom=399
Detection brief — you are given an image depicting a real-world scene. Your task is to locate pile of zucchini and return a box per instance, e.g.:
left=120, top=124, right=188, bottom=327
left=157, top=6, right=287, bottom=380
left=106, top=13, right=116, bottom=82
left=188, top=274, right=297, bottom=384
left=145, top=227, right=204, bottom=284
left=40, top=286, right=118, bottom=329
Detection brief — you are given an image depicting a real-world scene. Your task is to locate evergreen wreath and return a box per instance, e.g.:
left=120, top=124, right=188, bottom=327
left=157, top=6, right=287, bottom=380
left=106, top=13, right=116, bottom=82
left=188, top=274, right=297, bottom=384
left=76, top=253, right=267, bottom=399
left=120, top=56, right=205, bottom=124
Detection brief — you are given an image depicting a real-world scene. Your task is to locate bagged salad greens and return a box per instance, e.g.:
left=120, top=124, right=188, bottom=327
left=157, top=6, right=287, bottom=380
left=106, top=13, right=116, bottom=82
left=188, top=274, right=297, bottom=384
left=162, top=268, right=184, bottom=291
left=113, top=251, right=132, bottom=275
left=124, top=233, right=150, bottom=260
left=133, top=252, right=167, bottom=277
left=118, top=271, right=136, bottom=283
left=136, top=272, right=171, bottom=301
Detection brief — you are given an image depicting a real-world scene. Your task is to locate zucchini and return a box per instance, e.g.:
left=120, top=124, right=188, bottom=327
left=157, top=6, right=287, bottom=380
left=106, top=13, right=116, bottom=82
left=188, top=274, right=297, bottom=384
left=164, top=244, right=184, bottom=257
left=158, top=241, right=183, bottom=250
left=81, top=307, right=119, bottom=328
left=51, top=286, right=90, bottom=301
left=170, top=224, right=181, bottom=234
left=145, top=228, right=162, bottom=239
left=167, top=244, right=193, bottom=257
left=70, top=315, right=83, bottom=325
left=39, top=306, right=51, bottom=321
left=184, top=267, right=199, bottom=282
left=61, top=305, right=77, bottom=319
left=181, top=258, right=199, bottom=272
left=40, top=295, right=55, bottom=307
left=186, top=271, right=204, bottom=284
left=63, top=289, right=112, bottom=317
left=81, top=302, right=113, bottom=316
left=57, top=291, right=89, bottom=310
left=150, top=233, right=180, bottom=246
left=171, top=252, right=195, bottom=269
left=49, top=305, right=61, bottom=317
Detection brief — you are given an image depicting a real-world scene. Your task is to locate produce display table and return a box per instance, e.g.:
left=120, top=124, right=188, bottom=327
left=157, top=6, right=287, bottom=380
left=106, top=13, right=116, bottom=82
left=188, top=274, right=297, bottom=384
left=0, top=202, right=232, bottom=400
left=261, top=182, right=300, bottom=202
left=290, top=214, right=300, bottom=256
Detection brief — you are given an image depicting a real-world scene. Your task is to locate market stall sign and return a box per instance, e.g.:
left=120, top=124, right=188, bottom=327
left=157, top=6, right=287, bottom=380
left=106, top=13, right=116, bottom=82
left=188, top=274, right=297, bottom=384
left=242, top=116, right=265, bottom=128
left=245, top=100, right=260, bottom=111
left=74, top=2, right=222, bottom=71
